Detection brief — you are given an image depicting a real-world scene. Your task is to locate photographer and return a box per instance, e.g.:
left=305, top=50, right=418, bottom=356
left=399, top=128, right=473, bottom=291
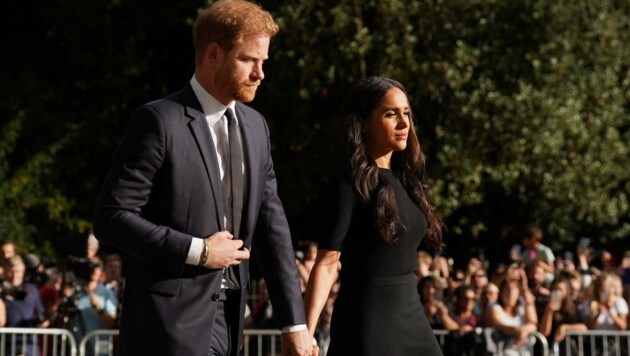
left=2, top=255, right=46, bottom=326
left=70, top=259, right=117, bottom=342
left=1, top=255, right=46, bottom=355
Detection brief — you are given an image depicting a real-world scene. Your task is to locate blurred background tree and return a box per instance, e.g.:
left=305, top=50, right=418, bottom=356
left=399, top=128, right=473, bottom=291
left=0, top=0, right=627, bottom=267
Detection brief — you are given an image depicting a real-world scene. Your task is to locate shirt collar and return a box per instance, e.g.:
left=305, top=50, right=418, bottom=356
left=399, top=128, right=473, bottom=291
left=190, top=75, right=237, bottom=126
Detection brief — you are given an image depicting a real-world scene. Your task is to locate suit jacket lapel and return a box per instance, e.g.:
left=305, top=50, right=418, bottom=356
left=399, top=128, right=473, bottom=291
left=181, top=84, right=226, bottom=231
left=235, top=104, right=258, bottom=241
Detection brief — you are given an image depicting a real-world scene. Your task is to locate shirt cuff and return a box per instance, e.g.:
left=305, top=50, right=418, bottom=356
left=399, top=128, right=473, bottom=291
left=281, top=324, right=307, bottom=333
left=186, top=237, right=204, bottom=265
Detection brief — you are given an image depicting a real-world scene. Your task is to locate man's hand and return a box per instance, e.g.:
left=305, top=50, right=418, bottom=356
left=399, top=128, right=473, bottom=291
left=281, top=329, right=313, bottom=356
left=202, top=231, right=250, bottom=269
left=89, top=293, right=101, bottom=310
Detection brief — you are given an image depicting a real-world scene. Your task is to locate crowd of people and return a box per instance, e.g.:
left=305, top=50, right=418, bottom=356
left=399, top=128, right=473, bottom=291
left=415, top=227, right=629, bottom=355
left=1, top=226, right=628, bottom=355
left=0, top=235, right=122, bottom=355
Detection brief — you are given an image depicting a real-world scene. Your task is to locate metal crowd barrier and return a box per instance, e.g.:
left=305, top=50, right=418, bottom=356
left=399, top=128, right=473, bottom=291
left=434, top=328, right=548, bottom=356
left=243, top=329, right=281, bottom=356
left=558, top=330, right=630, bottom=356
left=19, top=326, right=630, bottom=356
left=433, top=329, right=449, bottom=346
left=500, top=330, right=548, bottom=356
left=77, top=329, right=284, bottom=356
left=0, top=327, right=77, bottom=356
left=79, top=330, right=119, bottom=356
left=241, top=328, right=550, bottom=356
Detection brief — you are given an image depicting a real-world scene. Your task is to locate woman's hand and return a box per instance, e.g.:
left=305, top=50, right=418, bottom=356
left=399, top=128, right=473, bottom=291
left=437, top=302, right=449, bottom=316
left=517, top=267, right=529, bottom=291
left=547, top=295, right=561, bottom=312
left=459, top=325, right=474, bottom=335
left=515, top=324, right=535, bottom=347
left=514, top=326, right=529, bottom=347
left=554, top=324, right=567, bottom=343
left=433, top=256, right=450, bottom=278
left=536, top=286, right=551, bottom=297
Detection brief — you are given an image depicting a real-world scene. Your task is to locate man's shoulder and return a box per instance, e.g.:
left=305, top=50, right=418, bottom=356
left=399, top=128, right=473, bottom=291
left=236, top=102, right=265, bottom=121
left=133, top=85, right=200, bottom=124
left=141, top=87, right=190, bottom=113
left=235, top=103, right=270, bottom=137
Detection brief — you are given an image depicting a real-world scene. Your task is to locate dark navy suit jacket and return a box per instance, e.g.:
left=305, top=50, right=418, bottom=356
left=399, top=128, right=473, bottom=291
left=93, top=84, right=305, bottom=355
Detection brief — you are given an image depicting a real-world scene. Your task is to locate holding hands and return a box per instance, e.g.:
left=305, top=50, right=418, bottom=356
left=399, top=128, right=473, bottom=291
left=280, top=329, right=314, bottom=356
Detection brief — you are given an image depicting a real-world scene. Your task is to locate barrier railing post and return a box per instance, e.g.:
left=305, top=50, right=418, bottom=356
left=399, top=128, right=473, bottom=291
left=243, top=329, right=282, bottom=356
left=0, top=328, right=77, bottom=356
left=78, top=329, right=119, bottom=356
left=528, top=331, right=548, bottom=356
left=565, top=329, right=630, bottom=356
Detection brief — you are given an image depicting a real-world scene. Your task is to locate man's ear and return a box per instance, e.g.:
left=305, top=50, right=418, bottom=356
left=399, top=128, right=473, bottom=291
left=206, top=43, right=223, bottom=64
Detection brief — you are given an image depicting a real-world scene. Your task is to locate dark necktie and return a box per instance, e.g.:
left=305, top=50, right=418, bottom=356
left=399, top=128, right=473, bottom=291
left=225, top=108, right=244, bottom=239
left=224, top=108, right=243, bottom=288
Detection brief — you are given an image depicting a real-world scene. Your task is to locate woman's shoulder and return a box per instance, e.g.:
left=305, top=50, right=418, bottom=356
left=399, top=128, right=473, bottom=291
left=613, top=296, right=629, bottom=313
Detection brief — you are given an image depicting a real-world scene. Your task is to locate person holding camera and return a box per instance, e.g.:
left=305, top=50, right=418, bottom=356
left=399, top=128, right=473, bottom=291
left=75, top=261, right=117, bottom=335
left=1, top=255, right=46, bottom=355
left=57, top=260, right=116, bottom=356
left=2, top=255, right=46, bottom=326
left=538, top=278, right=586, bottom=351
left=587, top=272, right=627, bottom=330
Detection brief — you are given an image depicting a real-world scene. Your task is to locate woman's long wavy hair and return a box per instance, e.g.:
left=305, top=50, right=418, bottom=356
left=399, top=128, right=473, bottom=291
left=550, top=279, right=578, bottom=323
left=342, top=77, right=443, bottom=250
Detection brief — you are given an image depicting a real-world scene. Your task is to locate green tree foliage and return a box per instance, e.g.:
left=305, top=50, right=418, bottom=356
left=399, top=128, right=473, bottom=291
left=0, top=111, right=86, bottom=257
left=0, top=0, right=627, bottom=264
left=0, top=0, right=205, bottom=259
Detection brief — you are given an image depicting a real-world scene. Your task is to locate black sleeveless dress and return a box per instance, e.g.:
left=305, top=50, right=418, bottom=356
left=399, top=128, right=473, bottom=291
left=318, top=169, right=443, bottom=356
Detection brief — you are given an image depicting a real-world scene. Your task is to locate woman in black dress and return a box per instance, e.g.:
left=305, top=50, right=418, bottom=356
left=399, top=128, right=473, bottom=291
left=304, top=77, right=444, bottom=355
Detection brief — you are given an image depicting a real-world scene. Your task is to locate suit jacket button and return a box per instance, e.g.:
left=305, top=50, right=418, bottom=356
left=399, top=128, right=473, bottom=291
left=212, top=293, right=220, bottom=301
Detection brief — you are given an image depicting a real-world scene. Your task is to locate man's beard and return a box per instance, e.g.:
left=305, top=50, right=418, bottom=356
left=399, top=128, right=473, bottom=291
left=216, top=69, right=259, bottom=103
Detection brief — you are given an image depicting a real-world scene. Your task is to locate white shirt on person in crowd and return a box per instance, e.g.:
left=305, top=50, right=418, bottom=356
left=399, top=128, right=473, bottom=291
left=593, top=297, right=629, bottom=330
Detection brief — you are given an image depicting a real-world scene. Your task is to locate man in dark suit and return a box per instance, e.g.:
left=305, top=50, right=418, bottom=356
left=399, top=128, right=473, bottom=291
left=92, top=1, right=312, bottom=355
